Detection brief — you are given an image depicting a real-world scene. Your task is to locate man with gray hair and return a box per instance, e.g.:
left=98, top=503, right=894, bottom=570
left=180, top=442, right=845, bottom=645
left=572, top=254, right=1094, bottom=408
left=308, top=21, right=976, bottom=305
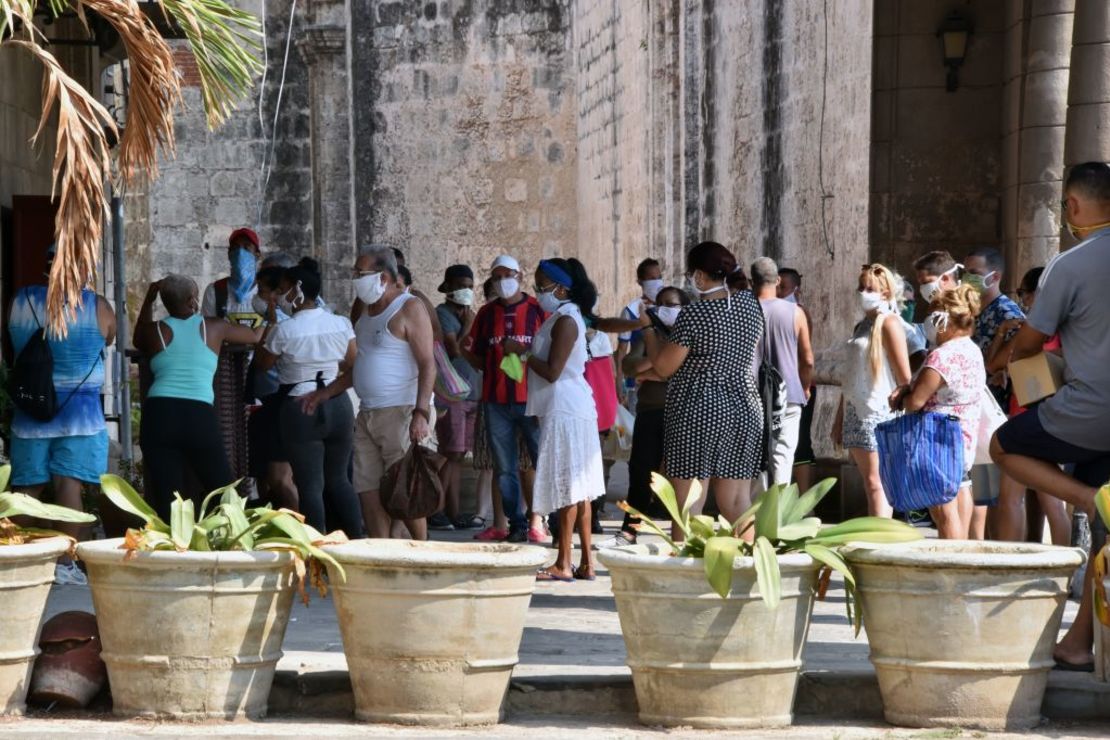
left=751, top=257, right=814, bottom=488
left=301, top=244, right=437, bottom=540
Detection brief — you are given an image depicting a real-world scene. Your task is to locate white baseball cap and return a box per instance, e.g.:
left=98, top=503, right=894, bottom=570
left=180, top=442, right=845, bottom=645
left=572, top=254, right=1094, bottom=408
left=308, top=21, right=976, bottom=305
left=490, top=255, right=520, bottom=273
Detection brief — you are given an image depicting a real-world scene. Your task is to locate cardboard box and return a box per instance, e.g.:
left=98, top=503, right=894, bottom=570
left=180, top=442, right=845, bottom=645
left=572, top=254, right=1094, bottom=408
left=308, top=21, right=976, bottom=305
left=1009, top=352, right=1066, bottom=407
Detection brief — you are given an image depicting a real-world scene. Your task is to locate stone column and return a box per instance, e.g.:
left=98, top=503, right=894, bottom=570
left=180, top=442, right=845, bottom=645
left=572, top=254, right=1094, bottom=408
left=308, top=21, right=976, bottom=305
left=1063, top=0, right=1110, bottom=243
left=297, top=0, right=352, bottom=307
left=999, top=0, right=1024, bottom=282
left=1016, top=0, right=1074, bottom=273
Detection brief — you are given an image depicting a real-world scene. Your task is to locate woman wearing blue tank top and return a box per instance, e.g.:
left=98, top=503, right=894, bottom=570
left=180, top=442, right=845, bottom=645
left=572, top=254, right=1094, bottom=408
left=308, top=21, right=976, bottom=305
left=134, top=275, right=261, bottom=519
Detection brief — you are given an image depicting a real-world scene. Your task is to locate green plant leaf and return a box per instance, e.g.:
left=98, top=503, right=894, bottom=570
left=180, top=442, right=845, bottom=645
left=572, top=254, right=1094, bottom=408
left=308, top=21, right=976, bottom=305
left=733, top=497, right=762, bottom=535
left=0, top=491, right=97, bottom=523
left=703, top=536, right=742, bottom=598
left=776, top=517, right=822, bottom=541
left=170, top=495, right=195, bottom=551
left=100, top=474, right=166, bottom=530
left=650, top=472, right=686, bottom=528
left=0, top=464, right=10, bottom=493
left=190, top=525, right=212, bottom=551
left=787, top=478, right=837, bottom=522
left=690, top=515, right=716, bottom=539
left=804, top=542, right=855, bottom=589
left=808, top=516, right=922, bottom=546
left=779, top=483, right=801, bottom=524
left=753, top=536, right=781, bottom=609
left=618, top=502, right=677, bottom=550
left=754, top=484, right=781, bottom=541
left=681, top=479, right=703, bottom=518
left=1095, top=483, right=1110, bottom=531
left=222, top=500, right=254, bottom=550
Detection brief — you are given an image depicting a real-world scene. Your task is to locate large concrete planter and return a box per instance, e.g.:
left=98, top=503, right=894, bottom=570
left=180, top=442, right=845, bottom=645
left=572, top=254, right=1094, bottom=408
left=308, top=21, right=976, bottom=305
left=77, top=539, right=296, bottom=719
left=0, top=538, right=69, bottom=715
left=843, top=540, right=1084, bottom=731
left=598, top=544, right=818, bottom=729
left=322, top=539, right=547, bottom=726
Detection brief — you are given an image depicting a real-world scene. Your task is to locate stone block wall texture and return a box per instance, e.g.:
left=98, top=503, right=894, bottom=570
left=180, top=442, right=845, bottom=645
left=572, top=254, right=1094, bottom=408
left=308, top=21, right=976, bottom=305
left=871, top=0, right=1006, bottom=290
left=350, top=0, right=580, bottom=309
left=125, top=0, right=313, bottom=315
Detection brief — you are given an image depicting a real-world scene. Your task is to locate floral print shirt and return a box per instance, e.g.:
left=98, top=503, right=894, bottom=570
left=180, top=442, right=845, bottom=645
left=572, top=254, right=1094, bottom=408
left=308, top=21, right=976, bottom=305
left=924, top=336, right=985, bottom=465
left=973, top=294, right=1024, bottom=354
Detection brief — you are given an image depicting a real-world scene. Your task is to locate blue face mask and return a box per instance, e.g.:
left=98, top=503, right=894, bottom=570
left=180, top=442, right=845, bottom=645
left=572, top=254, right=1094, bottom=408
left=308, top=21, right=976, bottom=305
left=230, top=247, right=256, bottom=303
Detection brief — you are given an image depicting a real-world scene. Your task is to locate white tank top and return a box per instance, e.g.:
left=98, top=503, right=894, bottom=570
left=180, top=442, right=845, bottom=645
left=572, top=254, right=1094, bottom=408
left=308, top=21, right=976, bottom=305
left=353, top=293, right=419, bottom=410
left=842, top=314, right=898, bottom=419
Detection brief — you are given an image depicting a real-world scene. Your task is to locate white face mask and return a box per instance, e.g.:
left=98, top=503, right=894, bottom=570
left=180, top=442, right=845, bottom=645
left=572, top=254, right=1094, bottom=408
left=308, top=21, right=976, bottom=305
left=536, top=288, right=565, bottom=313
left=655, top=306, right=681, bottom=327
left=922, top=311, right=950, bottom=346
left=496, top=277, right=520, bottom=300
left=353, top=272, right=386, bottom=306
left=447, top=288, right=474, bottom=306
left=641, top=278, right=664, bottom=303
left=278, top=283, right=303, bottom=315
left=858, top=290, right=885, bottom=313
left=251, top=295, right=269, bottom=315
left=783, top=290, right=798, bottom=304
left=919, top=265, right=961, bottom=305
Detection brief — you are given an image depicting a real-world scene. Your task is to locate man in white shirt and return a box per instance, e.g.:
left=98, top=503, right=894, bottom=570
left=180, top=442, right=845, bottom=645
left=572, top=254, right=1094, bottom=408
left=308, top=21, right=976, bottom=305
left=302, top=245, right=436, bottom=540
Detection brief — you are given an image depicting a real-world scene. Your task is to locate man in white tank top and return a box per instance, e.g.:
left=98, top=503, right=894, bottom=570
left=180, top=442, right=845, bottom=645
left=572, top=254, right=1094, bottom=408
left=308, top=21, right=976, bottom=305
left=300, top=246, right=436, bottom=539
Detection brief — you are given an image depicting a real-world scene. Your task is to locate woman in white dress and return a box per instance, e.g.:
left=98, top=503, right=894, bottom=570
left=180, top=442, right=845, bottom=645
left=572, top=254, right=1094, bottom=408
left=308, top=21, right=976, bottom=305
left=505, top=257, right=605, bottom=581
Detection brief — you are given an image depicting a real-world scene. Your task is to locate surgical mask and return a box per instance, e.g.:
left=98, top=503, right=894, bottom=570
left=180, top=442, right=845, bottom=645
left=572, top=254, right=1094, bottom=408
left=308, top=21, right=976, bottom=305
left=251, top=295, right=269, bottom=315
left=922, top=311, right=950, bottom=346
left=447, top=288, right=474, bottom=306
left=858, top=290, right=885, bottom=313
left=496, top=277, right=520, bottom=299
left=918, top=265, right=961, bottom=304
left=278, top=283, right=303, bottom=315
left=900, top=300, right=916, bottom=324
left=964, top=271, right=996, bottom=294
left=1065, top=218, right=1110, bottom=240
left=536, top=288, right=565, bottom=313
left=783, top=290, right=798, bottom=304
left=641, top=279, right=664, bottom=303
left=655, top=306, right=681, bottom=327
left=230, top=247, right=256, bottom=303
left=353, top=272, right=386, bottom=306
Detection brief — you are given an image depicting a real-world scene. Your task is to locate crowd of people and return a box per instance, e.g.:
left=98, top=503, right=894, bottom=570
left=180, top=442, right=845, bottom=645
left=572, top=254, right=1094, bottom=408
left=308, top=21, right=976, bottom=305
left=7, top=161, right=1110, bottom=668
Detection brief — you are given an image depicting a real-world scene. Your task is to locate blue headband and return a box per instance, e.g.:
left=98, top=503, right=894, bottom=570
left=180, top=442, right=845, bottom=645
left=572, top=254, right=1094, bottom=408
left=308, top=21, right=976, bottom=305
left=539, top=259, right=573, bottom=288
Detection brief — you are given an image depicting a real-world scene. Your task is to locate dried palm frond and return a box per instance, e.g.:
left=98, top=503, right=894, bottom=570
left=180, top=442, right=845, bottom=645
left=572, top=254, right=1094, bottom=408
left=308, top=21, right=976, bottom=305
left=78, top=0, right=181, bottom=181
left=9, top=40, right=117, bottom=337
left=158, top=0, right=263, bottom=128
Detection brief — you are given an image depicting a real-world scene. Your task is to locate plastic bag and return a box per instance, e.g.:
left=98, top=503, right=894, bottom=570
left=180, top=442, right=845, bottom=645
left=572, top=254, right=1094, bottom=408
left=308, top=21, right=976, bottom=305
left=433, top=341, right=471, bottom=401
left=974, top=386, right=1008, bottom=466
left=379, top=445, right=446, bottom=521
left=613, top=404, right=635, bottom=450
left=500, top=353, right=524, bottom=382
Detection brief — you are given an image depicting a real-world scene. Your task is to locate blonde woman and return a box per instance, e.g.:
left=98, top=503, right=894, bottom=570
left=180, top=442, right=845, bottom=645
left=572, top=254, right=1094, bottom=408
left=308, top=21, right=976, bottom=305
left=891, top=285, right=984, bottom=539
left=832, top=264, right=912, bottom=517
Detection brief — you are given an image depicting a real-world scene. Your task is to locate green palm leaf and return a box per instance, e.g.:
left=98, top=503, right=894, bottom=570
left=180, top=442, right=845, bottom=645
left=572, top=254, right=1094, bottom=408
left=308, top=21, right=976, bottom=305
left=752, top=536, right=781, bottom=609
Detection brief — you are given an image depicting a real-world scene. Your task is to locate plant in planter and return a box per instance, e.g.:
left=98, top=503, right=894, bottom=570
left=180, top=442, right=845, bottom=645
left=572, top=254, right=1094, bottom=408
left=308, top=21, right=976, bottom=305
left=597, top=474, right=921, bottom=729
left=0, top=464, right=98, bottom=715
left=76, top=474, right=346, bottom=719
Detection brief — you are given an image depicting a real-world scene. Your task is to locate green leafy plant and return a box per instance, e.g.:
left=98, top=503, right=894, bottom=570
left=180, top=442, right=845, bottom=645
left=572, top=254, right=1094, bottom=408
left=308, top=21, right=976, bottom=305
left=100, top=474, right=346, bottom=603
left=620, top=473, right=923, bottom=632
left=0, top=464, right=97, bottom=545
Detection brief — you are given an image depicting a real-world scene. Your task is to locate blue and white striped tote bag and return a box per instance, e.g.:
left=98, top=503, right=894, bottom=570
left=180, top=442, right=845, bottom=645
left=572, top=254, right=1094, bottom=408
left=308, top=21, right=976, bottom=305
left=875, top=412, right=965, bottom=511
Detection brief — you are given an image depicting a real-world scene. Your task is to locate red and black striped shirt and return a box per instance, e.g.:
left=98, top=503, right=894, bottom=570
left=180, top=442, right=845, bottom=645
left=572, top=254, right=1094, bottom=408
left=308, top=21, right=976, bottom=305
left=468, top=295, right=546, bottom=404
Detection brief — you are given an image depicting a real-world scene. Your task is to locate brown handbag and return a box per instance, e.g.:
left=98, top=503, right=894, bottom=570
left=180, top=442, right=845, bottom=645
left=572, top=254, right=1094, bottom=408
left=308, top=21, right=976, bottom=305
left=379, top=444, right=446, bottom=521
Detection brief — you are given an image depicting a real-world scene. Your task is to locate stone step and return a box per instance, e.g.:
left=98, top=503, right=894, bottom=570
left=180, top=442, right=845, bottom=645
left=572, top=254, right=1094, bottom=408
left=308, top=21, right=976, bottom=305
left=268, top=663, right=1110, bottom=723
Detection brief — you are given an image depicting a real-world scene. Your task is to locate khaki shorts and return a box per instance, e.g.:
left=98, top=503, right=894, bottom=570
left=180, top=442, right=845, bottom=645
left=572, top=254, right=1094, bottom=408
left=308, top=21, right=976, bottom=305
left=352, top=405, right=437, bottom=492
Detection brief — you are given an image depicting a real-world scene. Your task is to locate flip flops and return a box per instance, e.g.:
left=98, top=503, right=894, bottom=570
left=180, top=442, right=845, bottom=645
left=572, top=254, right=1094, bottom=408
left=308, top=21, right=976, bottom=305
left=1053, top=657, right=1094, bottom=673
left=572, top=566, right=596, bottom=581
left=536, top=569, right=574, bottom=583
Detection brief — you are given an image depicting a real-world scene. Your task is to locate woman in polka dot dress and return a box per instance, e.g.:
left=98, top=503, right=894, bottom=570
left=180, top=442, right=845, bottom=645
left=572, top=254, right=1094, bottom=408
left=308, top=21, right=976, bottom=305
left=637, top=241, right=765, bottom=533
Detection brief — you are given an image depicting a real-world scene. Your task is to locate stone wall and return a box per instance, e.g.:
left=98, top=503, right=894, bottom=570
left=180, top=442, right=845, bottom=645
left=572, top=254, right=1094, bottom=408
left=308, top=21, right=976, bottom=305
left=349, top=0, right=580, bottom=307
left=125, top=0, right=313, bottom=315
left=870, top=0, right=1006, bottom=285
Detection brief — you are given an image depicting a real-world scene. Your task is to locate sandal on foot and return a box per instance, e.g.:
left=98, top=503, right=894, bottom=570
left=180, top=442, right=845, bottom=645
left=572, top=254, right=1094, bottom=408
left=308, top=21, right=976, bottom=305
left=572, top=566, right=596, bottom=581
left=536, top=569, right=574, bottom=583
left=1053, top=657, right=1094, bottom=672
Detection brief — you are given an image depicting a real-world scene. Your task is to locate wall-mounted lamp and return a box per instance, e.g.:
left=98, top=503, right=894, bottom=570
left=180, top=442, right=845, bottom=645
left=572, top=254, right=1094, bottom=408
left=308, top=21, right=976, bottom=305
left=937, top=11, right=973, bottom=92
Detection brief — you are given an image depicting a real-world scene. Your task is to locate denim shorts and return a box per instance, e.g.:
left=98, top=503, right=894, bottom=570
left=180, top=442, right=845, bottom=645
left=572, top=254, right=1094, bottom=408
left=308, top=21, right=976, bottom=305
left=9, top=430, right=109, bottom=486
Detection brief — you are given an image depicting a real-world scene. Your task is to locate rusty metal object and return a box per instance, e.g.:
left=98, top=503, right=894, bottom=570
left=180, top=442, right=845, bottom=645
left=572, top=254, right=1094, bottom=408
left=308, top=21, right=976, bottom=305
left=29, top=610, right=107, bottom=709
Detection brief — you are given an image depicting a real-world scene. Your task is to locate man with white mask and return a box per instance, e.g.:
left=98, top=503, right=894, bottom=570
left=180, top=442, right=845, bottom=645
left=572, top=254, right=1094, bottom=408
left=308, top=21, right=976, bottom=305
left=300, top=245, right=436, bottom=540
left=614, top=258, right=664, bottom=406
left=464, top=255, right=546, bottom=543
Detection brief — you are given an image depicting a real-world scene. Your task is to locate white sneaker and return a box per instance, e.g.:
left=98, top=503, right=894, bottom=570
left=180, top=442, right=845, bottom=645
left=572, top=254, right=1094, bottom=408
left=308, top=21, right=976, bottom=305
left=593, top=533, right=636, bottom=551
left=53, top=562, right=88, bottom=586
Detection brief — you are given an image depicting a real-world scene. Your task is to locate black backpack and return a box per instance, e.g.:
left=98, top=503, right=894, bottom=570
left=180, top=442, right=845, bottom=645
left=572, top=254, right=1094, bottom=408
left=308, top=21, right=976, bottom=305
left=758, top=316, right=788, bottom=480
left=10, top=294, right=99, bottom=422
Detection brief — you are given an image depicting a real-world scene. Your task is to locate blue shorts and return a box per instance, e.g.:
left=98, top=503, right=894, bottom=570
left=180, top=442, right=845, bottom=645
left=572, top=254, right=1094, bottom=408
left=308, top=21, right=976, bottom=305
left=995, top=407, right=1110, bottom=487
left=9, top=430, right=109, bottom=486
